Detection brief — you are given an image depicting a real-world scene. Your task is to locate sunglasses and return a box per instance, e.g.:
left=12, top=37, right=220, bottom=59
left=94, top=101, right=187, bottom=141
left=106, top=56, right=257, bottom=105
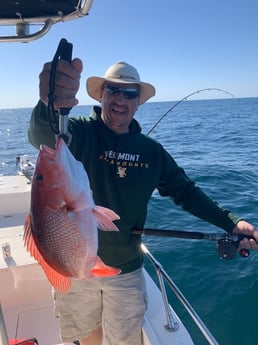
left=104, top=85, right=140, bottom=99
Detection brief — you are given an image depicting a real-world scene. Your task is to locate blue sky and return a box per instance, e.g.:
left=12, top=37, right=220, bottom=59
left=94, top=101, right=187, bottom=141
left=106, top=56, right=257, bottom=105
left=1, top=0, right=258, bottom=108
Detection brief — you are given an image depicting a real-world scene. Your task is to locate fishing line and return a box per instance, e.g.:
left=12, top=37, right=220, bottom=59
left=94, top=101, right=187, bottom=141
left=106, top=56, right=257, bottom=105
left=147, top=88, right=234, bottom=136
left=141, top=88, right=249, bottom=259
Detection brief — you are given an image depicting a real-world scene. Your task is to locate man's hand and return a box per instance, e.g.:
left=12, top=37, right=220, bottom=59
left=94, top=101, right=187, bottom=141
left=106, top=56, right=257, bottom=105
left=39, top=58, right=83, bottom=109
left=232, top=220, right=258, bottom=250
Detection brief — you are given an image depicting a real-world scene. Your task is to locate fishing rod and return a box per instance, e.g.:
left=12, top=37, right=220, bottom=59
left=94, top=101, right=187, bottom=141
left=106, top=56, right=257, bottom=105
left=147, top=88, right=234, bottom=136
left=132, top=228, right=252, bottom=260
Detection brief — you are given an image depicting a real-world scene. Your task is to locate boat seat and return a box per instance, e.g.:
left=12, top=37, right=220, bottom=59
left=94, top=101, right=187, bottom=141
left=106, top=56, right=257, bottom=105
left=0, top=0, right=93, bottom=43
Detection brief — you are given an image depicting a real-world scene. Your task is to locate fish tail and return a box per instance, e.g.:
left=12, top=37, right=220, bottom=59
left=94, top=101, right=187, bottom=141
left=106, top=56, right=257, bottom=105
left=24, top=215, right=72, bottom=294
left=93, top=206, right=120, bottom=231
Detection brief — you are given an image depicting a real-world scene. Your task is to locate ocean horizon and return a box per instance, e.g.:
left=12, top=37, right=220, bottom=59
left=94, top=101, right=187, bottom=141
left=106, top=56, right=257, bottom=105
left=1, top=97, right=258, bottom=344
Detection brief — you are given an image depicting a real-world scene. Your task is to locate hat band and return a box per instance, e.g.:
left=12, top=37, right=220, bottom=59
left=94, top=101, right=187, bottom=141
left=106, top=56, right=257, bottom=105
left=106, top=74, right=139, bottom=82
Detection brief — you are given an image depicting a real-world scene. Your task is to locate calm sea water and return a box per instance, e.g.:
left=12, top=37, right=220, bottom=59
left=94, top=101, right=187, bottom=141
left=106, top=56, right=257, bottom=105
left=1, top=97, right=258, bottom=345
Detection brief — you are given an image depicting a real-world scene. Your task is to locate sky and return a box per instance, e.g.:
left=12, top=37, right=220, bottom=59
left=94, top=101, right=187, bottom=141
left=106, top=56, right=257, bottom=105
left=1, top=0, right=258, bottom=109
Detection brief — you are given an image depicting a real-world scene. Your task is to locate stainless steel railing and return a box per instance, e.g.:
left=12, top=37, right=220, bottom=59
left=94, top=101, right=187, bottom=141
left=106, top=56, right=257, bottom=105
left=141, top=243, right=219, bottom=345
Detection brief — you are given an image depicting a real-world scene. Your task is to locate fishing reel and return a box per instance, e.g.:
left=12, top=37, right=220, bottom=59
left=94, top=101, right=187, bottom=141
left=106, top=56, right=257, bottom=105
left=216, top=234, right=250, bottom=260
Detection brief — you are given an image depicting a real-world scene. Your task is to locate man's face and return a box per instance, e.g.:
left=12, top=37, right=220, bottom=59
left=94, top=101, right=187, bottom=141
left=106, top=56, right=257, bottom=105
left=100, top=83, right=140, bottom=134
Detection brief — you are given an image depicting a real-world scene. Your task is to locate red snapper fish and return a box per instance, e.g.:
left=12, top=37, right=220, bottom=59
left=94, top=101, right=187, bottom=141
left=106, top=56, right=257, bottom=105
left=24, top=137, right=121, bottom=294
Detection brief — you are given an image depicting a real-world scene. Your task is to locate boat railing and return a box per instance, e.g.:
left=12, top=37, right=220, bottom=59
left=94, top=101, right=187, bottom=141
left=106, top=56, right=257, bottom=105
left=141, top=243, right=219, bottom=345
left=0, top=303, right=9, bottom=345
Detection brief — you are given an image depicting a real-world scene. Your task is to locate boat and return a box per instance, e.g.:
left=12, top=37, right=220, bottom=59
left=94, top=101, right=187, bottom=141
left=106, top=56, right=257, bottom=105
left=0, top=1, right=219, bottom=344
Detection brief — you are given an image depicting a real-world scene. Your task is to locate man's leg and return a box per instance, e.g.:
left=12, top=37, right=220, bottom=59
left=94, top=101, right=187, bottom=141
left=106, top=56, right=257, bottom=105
left=102, top=268, right=147, bottom=345
left=53, top=278, right=103, bottom=343
left=79, top=326, right=103, bottom=345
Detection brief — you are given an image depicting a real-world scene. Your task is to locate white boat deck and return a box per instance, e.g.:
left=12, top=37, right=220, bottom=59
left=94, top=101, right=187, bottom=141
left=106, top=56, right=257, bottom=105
left=0, top=175, right=31, bottom=216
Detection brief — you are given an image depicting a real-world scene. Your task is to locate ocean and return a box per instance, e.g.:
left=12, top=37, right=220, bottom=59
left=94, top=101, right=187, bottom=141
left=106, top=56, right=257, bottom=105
left=1, top=97, right=258, bottom=345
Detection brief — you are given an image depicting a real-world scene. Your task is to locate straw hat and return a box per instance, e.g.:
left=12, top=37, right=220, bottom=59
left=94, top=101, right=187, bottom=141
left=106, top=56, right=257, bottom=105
left=86, top=61, right=155, bottom=105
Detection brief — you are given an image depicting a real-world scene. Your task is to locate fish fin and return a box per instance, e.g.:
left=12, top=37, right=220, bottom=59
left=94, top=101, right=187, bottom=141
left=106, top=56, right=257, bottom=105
left=93, top=206, right=120, bottom=231
left=23, top=215, right=72, bottom=294
left=91, top=256, right=121, bottom=277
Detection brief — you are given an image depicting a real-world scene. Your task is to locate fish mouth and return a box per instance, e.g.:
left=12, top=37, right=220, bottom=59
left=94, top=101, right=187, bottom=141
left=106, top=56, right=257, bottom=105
left=39, top=138, right=67, bottom=162
left=39, top=143, right=57, bottom=160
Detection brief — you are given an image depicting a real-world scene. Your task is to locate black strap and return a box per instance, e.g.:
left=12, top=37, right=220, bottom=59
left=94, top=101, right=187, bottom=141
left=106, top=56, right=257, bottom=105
left=47, top=38, right=73, bottom=135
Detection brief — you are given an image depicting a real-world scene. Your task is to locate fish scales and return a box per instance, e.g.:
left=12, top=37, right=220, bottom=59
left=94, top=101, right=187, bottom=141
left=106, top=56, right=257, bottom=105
left=24, top=137, right=121, bottom=294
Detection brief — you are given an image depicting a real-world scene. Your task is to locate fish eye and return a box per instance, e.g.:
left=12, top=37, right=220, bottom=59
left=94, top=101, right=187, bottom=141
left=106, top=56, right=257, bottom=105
left=36, top=174, right=44, bottom=182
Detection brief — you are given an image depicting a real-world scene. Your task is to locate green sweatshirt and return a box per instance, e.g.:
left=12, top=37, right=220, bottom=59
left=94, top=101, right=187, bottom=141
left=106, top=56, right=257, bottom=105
left=28, top=101, right=241, bottom=273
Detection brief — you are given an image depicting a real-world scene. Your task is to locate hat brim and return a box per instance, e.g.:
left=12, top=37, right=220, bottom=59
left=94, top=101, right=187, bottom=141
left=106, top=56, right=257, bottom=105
left=86, top=76, right=155, bottom=105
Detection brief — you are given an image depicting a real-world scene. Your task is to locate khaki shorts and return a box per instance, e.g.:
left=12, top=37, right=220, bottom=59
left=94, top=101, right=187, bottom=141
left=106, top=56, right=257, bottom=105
left=53, top=267, right=147, bottom=345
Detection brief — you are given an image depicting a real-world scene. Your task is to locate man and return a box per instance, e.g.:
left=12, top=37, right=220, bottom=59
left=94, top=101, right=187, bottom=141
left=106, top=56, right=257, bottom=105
left=28, top=60, right=258, bottom=345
